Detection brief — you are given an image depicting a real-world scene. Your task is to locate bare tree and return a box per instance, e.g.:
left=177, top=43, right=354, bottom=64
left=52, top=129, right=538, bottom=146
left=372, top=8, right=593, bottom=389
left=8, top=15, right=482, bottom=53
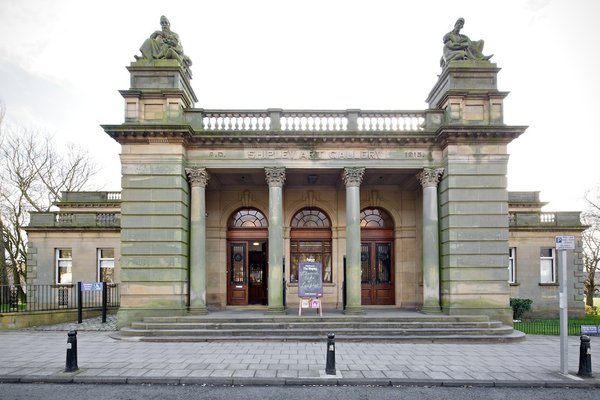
left=0, top=103, right=7, bottom=286
left=0, top=107, right=98, bottom=295
left=583, top=186, right=600, bottom=307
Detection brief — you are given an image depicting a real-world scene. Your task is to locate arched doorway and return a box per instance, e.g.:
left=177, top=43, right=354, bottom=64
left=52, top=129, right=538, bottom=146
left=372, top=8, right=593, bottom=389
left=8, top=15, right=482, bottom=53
left=227, top=208, right=268, bottom=305
left=290, top=208, right=332, bottom=285
left=360, top=207, right=395, bottom=305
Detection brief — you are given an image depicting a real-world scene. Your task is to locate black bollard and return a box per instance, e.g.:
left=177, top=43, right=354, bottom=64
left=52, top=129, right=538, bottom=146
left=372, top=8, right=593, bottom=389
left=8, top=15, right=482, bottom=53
left=326, top=332, right=336, bottom=375
left=577, top=335, right=592, bottom=377
left=65, top=330, right=79, bottom=372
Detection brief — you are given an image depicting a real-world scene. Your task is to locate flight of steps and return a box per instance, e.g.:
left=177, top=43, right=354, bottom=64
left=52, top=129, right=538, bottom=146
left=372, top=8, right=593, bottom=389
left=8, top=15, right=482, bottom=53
left=115, top=313, right=525, bottom=343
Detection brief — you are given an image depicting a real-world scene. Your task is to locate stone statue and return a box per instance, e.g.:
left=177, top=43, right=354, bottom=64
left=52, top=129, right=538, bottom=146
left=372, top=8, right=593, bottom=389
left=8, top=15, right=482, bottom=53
left=440, top=18, right=492, bottom=67
left=135, top=16, right=192, bottom=67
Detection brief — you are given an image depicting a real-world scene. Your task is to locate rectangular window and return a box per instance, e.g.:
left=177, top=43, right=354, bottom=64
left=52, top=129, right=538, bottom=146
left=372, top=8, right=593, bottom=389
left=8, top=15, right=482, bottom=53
left=540, top=248, right=556, bottom=283
left=97, top=248, right=115, bottom=283
left=508, top=247, right=516, bottom=283
left=290, top=240, right=332, bottom=283
left=56, top=249, right=72, bottom=284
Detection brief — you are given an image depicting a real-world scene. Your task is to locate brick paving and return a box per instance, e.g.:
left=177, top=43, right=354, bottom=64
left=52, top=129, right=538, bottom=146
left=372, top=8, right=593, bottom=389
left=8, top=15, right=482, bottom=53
left=0, top=316, right=599, bottom=387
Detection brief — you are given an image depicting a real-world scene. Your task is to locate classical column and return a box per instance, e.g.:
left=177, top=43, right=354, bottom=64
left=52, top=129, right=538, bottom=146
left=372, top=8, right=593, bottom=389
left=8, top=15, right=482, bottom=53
left=186, top=167, right=209, bottom=314
left=342, top=167, right=365, bottom=315
left=417, top=167, right=444, bottom=313
left=265, top=167, right=286, bottom=314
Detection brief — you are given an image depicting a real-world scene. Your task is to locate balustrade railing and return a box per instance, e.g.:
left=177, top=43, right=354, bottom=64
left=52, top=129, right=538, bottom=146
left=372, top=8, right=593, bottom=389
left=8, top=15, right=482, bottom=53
left=509, top=212, right=581, bottom=227
left=202, top=110, right=270, bottom=131
left=106, top=192, right=121, bottom=201
left=96, top=213, right=120, bottom=226
left=540, top=213, right=556, bottom=223
left=281, top=110, right=348, bottom=131
left=56, top=213, right=74, bottom=224
left=199, top=109, right=425, bottom=132
left=44, top=212, right=120, bottom=227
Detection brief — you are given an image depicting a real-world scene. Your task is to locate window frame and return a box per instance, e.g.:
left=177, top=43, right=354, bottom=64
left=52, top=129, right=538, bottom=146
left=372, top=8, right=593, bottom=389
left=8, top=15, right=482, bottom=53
left=97, top=248, right=115, bottom=283
left=508, top=247, right=516, bottom=284
left=290, top=207, right=332, bottom=284
left=539, top=247, right=556, bottom=284
left=55, top=248, right=73, bottom=285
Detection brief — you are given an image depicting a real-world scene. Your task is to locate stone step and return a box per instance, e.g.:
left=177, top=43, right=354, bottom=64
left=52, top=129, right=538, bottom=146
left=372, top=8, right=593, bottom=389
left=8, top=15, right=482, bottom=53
left=114, top=311, right=523, bottom=343
left=119, top=325, right=514, bottom=337
left=129, top=321, right=503, bottom=330
left=141, top=315, right=492, bottom=324
left=114, top=330, right=526, bottom=343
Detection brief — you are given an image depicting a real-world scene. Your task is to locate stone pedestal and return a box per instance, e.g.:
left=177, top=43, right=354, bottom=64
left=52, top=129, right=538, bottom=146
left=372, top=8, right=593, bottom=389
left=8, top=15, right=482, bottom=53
left=426, top=60, right=506, bottom=126
left=121, top=59, right=197, bottom=124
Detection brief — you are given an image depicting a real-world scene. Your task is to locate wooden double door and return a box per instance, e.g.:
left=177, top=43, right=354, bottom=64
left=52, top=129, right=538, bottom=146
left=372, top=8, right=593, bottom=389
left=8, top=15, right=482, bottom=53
left=360, top=230, right=395, bottom=305
left=227, top=239, right=268, bottom=305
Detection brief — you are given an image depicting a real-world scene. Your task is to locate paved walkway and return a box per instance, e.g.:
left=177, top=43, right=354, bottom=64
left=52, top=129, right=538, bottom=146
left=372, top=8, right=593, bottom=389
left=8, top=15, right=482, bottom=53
left=1, top=316, right=599, bottom=387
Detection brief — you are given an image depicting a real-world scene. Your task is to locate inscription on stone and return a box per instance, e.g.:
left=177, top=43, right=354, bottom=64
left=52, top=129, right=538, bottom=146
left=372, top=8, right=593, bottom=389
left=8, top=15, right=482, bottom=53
left=247, top=150, right=383, bottom=160
left=203, top=149, right=430, bottom=160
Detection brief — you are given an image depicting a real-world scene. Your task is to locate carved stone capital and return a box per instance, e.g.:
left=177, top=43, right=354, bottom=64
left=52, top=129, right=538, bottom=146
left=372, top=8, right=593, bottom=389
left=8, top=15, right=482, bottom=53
left=417, top=168, right=444, bottom=188
left=342, top=167, right=365, bottom=187
left=265, top=167, right=286, bottom=187
left=186, top=167, right=210, bottom=187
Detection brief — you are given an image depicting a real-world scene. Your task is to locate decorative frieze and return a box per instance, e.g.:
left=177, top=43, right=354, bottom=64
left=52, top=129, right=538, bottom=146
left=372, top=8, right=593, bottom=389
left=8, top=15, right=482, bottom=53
left=417, top=168, right=444, bottom=188
left=342, top=167, right=365, bottom=187
left=186, top=167, right=210, bottom=187
left=265, top=167, right=286, bottom=187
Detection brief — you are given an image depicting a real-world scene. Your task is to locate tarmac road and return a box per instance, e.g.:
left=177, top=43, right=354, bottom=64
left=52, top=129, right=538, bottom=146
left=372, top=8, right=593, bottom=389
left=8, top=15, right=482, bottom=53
left=1, top=383, right=599, bottom=400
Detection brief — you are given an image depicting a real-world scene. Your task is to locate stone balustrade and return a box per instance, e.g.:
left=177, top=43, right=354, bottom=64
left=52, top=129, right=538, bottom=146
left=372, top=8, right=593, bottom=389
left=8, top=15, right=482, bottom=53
left=28, top=212, right=121, bottom=228
left=509, top=211, right=582, bottom=228
left=196, top=109, right=425, bottom=132
left=60, top=191, right=121, bottom=202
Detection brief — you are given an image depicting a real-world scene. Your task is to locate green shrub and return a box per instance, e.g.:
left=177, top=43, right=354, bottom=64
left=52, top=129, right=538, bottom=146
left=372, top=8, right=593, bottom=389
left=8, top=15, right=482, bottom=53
left=585, top=305, right=600, bottom=316
left=510, top=298, right=533, bottom=320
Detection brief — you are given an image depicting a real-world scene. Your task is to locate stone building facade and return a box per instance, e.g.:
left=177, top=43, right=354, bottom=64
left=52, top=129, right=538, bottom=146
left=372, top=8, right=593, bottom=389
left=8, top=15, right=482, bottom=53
left=25, top=192, right=121, bottom=288
left=94, top=50, right=536, bottom=327
left=20, top=22, right=588, bottom=326
left=508, top=192, right=585, bottom=318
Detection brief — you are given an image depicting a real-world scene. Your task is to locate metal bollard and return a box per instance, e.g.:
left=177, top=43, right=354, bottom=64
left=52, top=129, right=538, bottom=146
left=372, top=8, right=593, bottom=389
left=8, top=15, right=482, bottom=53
left=577, top=335, right=592, bottom=377
left=65, top=330, right=79, bottom=372
left=326, top=332, right=336, bottom=375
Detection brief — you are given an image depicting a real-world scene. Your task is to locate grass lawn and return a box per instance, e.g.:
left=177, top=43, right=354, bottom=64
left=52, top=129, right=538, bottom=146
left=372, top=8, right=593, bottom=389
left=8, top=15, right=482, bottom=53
left=514, top=302, right=600, bottom=335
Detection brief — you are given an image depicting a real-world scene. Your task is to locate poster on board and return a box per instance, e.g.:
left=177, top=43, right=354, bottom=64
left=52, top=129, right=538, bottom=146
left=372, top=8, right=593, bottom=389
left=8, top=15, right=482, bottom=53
left=298, top=261, right=323, bottom=298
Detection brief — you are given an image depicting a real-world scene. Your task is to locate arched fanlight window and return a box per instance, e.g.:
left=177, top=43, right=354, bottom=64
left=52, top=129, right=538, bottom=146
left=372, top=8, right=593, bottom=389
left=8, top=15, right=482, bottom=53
left=228, top=208, right=268, bottom=228
left=290, top=208, right=332, bottom=283
left=291, top=208, right=331, bottom=228
left=360, top=208, right=393, bottom=228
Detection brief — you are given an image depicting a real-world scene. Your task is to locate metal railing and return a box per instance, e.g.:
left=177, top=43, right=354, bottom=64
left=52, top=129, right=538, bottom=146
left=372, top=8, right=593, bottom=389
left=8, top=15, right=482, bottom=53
left=0, top=284, right=120, bottom=313
left=513, top=320, right=594, bottom=336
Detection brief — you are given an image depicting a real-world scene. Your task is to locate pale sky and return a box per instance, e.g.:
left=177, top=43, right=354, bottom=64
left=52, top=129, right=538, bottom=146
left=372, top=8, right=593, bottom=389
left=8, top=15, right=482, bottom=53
left=0, top=0, right=599, bottom=211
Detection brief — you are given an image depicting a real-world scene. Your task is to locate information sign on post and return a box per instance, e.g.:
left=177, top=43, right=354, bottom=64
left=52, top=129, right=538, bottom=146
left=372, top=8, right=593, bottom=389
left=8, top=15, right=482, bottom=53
left=555, top=235, right=575, bottom=375
left=555, top=236, right=575, bottom=251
